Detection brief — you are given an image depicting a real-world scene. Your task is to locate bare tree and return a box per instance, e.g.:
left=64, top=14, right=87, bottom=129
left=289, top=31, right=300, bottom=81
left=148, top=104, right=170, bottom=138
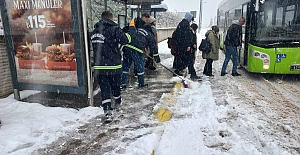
left=87, top=0, right=130, bottom=32
left=156, top=11, right=182, bottom=28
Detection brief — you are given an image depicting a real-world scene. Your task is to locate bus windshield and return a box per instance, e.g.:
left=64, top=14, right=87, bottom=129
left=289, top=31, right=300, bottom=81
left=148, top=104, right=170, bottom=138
left=255, top=0, right=300, bottom=42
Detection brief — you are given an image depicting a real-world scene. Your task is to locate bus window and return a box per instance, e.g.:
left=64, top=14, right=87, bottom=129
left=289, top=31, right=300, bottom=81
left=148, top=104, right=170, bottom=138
left=242, top=4, right=247, bottom=20
left=218, top=10, right=226, bottom=29
left=265, top=10, right=273, bottom=27
left=255, top=0, right=300, bottom=41
left=275, top=7, right=283, bottom=26
left=225, top=12, right=229, bottom=28
left=285, top=5, right=295, bottom=26
left=229, top=9, right=235, bottom=24
left=235, top=9, right=242, bottom=19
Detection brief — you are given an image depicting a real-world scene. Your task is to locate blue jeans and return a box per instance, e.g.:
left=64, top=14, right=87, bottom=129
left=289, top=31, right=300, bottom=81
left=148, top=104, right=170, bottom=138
left=121, top=48, right=145, bottom=85
left=221, top=45, right=238, bottom=74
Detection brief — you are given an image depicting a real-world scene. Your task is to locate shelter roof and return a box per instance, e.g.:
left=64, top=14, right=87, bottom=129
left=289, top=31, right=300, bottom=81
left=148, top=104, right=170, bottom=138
left=120, top=0, right=164, bottom=5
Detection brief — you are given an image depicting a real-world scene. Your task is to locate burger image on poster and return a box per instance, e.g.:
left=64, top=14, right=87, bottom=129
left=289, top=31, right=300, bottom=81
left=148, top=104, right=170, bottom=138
left=8, top=1, right=74, bottom=52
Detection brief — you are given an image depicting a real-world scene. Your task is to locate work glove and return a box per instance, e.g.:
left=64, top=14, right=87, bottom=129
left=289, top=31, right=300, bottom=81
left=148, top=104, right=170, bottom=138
left=154, top=55, right=161, bottom=63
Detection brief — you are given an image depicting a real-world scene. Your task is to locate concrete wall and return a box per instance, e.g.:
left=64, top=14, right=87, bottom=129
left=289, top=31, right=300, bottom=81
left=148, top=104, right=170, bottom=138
left=157, top=27, right=176, bottom=42
left=0, top=36, right=13, bottom=98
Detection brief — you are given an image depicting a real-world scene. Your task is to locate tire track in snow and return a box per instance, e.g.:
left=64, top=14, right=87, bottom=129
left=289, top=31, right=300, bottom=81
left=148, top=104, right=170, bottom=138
left=208, top=70, right=300, bottom=155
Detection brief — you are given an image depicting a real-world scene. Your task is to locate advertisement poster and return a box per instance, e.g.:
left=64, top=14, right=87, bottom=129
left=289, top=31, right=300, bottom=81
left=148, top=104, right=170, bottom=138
left=5, top=0, right=78, bottom=86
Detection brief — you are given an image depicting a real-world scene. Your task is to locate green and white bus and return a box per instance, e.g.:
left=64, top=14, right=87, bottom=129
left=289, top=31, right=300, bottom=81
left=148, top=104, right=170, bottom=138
left=217, top=0, right=300, bottom=74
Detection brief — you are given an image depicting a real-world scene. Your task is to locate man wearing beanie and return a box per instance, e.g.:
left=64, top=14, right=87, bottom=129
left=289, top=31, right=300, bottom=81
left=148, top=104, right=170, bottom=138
left=121, top=17, right=160, bottom=89
left=145, top=16, right=158, bottom=70
left=172, top=12, right=194, bottom=77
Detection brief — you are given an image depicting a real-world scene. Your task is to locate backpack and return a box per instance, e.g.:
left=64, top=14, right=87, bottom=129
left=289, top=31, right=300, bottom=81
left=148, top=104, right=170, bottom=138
left=198, top=36, right=212, bottom=54
left=167, top=30, right=179, bottom=56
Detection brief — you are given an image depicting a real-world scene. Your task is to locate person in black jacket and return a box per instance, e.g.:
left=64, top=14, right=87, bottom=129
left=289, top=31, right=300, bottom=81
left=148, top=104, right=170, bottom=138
left=221, top=17, right=245, bottom=76
left=187, top=23, right=200, bottom=80
left=173, top=12, right=194, bottom=76
left=121, top=17, right=160, bottom=89
left=144, top=16, right=158, bottom=70
left=91, top=11, right=130, bottom=121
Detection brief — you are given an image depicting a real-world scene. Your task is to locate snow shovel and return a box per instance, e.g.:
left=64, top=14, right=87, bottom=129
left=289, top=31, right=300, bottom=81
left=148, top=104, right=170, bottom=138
left=144, top=53, right=188, bottom=88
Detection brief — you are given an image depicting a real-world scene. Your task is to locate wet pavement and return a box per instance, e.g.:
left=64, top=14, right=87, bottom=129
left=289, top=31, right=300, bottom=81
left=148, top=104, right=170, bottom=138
left=22, top=53, right=176, bottom=110
left=26, top=53, right=179, bottom=155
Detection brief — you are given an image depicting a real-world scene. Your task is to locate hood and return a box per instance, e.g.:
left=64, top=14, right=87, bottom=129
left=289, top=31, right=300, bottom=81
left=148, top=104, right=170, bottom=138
left=232, top=20, right=239, bottom=25
left=94, top=19, right=117, bottom=29
left=184, top=12, right=193, bottom=22
left=148, top=16, right=156, bottom=24
left=205, top=30, right=214, bottom=37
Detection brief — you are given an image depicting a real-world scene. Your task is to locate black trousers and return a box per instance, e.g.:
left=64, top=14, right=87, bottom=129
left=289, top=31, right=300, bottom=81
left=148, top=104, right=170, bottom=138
left=188, top=64, right=196, bottom=76
left=174, top=48, right=194, bottom=73
left=203, top=58, right=213, bottom=75
left=173, top=56, right=180, bottom=69
left=97, top=74, right=121, bottom=110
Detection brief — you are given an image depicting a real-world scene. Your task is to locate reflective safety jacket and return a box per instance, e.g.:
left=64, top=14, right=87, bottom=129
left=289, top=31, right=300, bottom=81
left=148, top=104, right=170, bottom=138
left=123, top=26, right=160, bottom=63
left=91, top=19, right=131, bottom=75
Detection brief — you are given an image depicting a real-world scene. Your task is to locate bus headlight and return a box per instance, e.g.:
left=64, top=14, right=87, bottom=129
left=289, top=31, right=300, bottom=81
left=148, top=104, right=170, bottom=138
left=263, top=65, right=270, bottom=70
left=251, top=50, right=270, bottom=70
left=263, top=59, right=269, bottom=63
left=261, top=54, right=267, bottom=58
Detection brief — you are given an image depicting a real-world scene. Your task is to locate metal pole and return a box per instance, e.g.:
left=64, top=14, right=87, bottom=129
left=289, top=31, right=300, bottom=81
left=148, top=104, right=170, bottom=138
left=89, top=0, right=92, bottom=31
left=81, top=0, right=93, bottom=106
left=104, top=0, right=107, bottom=11
left=124, top=1, right=128, bottom=25
left=13, top=89, right=20, bottom=101
left=198, top=0, right=203, bottom=32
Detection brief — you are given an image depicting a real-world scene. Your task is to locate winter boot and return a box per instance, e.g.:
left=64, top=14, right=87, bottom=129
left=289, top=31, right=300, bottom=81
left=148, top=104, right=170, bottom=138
left=173, top=69, right=183, bottom=76
left=104, top=110, right=113, bottom=122
left=232, top=72, right=241, bottom=76
left=114, top=98, right=122, bottom=110
left=138, top=84, right=148, bottom=88
left=120, top=84, right=127, bottom=90
left=190, top=75, right=201, bottom=80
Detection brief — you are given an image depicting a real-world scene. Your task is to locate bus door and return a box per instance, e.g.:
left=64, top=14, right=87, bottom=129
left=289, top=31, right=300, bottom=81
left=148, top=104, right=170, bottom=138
left=241, top=3, right=251, bottom=67
left=223, top=11, right=229, bottom=47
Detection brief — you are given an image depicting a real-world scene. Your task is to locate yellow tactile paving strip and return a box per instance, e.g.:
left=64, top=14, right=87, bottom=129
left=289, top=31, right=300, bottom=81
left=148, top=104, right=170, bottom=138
left=152, top=70, right=187, bottom=154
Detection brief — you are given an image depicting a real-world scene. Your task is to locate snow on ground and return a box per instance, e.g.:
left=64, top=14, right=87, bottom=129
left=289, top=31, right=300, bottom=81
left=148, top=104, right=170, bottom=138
left=0, top=91, right=101, bottom=154
left=1, top=27, right=300, bottom=155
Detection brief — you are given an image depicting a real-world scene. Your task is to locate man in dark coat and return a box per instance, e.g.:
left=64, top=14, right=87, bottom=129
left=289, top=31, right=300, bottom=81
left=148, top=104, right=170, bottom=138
left=121, top=17, right=160, bottom=89
left=144, top=16, right=158, bottom=70
left=221, top=17, right=245, bottom=76
left=173, top=12, right=194, bottom=76
left=91, top=11, right=130, bottom=121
